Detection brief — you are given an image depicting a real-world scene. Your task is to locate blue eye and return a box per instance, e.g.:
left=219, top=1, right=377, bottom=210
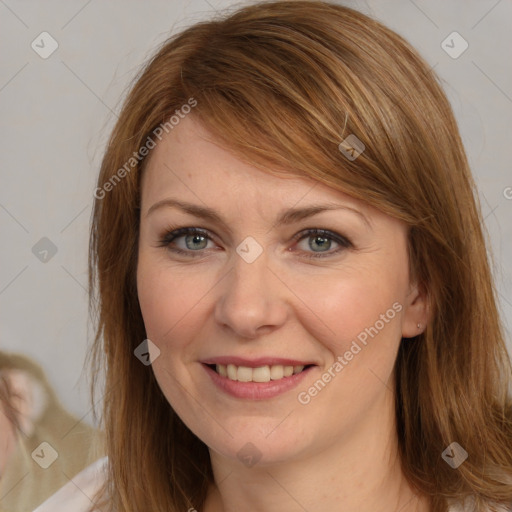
left=302, top=234, right=332, bottom=252
left=182, top=233, right=209, bottom=250
left=293, top=229, right=351, bottom=259
left=159, top=228, right=215, bottom=256
left=158, top=227, right=351, bottom=259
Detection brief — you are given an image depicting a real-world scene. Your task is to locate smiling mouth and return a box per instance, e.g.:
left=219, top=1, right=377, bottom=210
left=206, top=363, right=315, bottom=383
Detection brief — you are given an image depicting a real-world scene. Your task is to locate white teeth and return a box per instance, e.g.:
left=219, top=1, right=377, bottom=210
left=237, top=366, right=253, bottom=382
left=252, top=366, right=271, bottom=382
left=293, top=365, right=304, bottom=374
left=270, top=365, right=284, bottom=380
left=214, top=364, right=306, bottom=382
left=227, top=364, right=237, bottom=380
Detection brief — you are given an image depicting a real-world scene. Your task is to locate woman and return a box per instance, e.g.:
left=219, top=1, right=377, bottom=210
left=36, top=1, right=512, bottom=511
left=0, top=351, right=100, bottom=512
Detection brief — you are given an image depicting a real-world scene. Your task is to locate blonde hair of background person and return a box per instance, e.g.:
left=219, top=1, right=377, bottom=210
left=0, top=373, right=18, bottom=480
left=87, top=1, right=512, bottom=511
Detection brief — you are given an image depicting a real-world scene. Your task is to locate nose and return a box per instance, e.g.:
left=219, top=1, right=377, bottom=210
left=213, top=249, right=289, bottom=339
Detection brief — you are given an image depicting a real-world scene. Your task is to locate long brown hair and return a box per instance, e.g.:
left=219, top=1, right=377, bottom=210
left=88, top=2, right=512, bottom=511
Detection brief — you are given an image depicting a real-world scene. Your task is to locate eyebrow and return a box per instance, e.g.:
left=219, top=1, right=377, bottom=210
left=145, top=198, right=371, bottom=229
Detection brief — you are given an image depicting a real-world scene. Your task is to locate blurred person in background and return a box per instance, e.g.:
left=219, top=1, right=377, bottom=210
left=0, top=351, right=102, bottom=511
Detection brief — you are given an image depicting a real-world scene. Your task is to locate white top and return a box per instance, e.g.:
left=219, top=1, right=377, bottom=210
left=32, top=457, right=108, bottom=512
left=33, top=457, right=510, bottom=512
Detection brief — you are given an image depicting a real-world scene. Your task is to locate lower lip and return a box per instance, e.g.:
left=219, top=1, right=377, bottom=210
left=202, top=364, right=315, bottom=400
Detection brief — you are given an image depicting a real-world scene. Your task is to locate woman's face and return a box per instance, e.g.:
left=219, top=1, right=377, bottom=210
left=137, top=115, right=425, bottom=466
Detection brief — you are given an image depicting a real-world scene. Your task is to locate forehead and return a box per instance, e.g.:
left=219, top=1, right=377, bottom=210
left=140, top=115, right=371, bottom=216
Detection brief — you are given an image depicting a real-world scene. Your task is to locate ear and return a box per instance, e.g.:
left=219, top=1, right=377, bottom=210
left=401, top=281, right=430, bottom=338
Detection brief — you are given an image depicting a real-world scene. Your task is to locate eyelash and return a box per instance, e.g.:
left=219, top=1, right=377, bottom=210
left=157, top=227, right=352, bottom=259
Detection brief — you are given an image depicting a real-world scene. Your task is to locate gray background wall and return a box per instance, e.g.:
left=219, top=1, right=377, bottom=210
left=1, top=0, right=511, bottom=424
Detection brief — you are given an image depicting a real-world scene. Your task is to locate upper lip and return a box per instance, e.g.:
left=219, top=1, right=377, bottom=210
left=201, top=356, right=316, bottom=368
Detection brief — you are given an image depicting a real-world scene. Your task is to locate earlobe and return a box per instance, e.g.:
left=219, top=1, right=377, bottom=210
left=401, top=283, right=430, bottom=338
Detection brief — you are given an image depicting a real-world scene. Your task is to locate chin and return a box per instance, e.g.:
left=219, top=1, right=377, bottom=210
left=200, top=417, right=316, bottom=468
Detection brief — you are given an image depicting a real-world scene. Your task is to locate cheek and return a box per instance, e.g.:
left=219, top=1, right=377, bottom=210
left=136, top=255, right=216, bottom=351
left=291, top=270, right=404, bottom=419
left=290, top=265, right=404, bottom=357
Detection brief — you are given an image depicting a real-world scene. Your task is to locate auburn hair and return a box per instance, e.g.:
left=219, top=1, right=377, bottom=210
left=88, top=2, right=512, bottom=511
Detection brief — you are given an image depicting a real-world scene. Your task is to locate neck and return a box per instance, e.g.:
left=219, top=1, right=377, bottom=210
left=203, top=390, right=429, bottom=512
